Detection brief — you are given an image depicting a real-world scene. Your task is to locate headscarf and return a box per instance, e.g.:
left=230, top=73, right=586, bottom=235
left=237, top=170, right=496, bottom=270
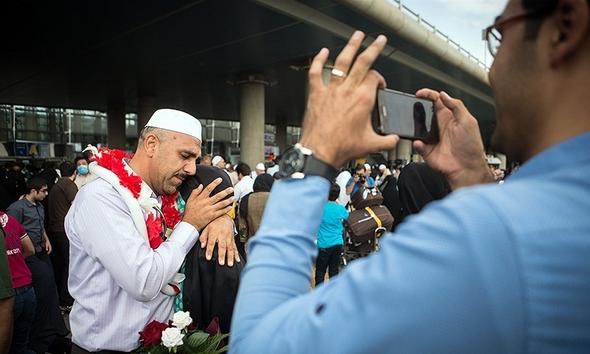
left=397, top=163, right=450, bottom=219
left=252, top=174, right=274, bottom=192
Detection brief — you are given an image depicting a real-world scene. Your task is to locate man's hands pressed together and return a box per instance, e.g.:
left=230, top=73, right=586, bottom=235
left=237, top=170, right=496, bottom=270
left=182, top=178, right=239, bottom=266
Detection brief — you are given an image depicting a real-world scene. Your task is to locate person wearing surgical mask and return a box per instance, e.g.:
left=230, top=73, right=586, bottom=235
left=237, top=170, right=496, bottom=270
left=74, top=156, right=93, bottom=189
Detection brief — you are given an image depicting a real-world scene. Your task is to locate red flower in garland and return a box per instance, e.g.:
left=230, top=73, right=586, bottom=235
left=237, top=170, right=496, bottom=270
left=94, top=147, right=182, bottom=250
left=94, top=148, right=142, bottom=198
left=146, top=214, right=164, bottom=249
left=161, top=192, right=181, bottom=229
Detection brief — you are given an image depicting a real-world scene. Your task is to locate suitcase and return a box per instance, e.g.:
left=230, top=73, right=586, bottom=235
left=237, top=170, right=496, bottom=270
left=344, top=205, right=394, bottom=244
left=350, top=185, right=384, bottom=209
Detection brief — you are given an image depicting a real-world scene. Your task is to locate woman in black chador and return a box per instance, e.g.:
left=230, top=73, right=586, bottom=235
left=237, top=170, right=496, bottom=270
left=178, top=164, right=244, bottom=334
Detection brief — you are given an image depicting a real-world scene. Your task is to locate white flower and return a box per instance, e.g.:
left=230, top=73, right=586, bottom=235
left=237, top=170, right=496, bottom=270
left=161, top=327, right=184, bottom=349
left=171, top=311, right=193, bottom=330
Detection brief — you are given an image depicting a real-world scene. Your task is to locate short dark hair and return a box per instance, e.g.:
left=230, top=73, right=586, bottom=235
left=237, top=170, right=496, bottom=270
left=138, top=126, right=167, bottom=144
left=355, top=164, right=366, bottom=172
left=59, top=161, right=77, bottom=177
left=42, top=161, right=55, bottom=170
left=74, top=156, right=88, bottom=165
left=26, top=177, right=47, bottom=194
left=329, top=183, right=341, bottom=201
left=521, top=0, right=559, bottom=39
left=236, top=163, right=251, bottom=177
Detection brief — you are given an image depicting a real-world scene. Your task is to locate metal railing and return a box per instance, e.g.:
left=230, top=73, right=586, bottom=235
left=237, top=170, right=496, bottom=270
left=389, top=0, right=489, bottom=69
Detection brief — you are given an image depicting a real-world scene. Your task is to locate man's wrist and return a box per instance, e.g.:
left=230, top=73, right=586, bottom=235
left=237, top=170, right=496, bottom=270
left=447, top=163, right=495, bottom=190
left=299, top=137, right=342, bottom=169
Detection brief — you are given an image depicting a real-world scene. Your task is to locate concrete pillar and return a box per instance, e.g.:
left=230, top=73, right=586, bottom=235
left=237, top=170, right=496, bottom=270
left=275, top=115, right=287, bottom=154
left=396, top=139, right=413, bottom=161
left=92, top=113, right=103, bottom=145
left=48, top=111, right=58, bottom=142
left=137, top=95, right=156, bottom=130
left=387, top=148, right=397, bottom=162
left=107, top=101, right=126, bottom=149
left=238, top=76, right=266, bottom=168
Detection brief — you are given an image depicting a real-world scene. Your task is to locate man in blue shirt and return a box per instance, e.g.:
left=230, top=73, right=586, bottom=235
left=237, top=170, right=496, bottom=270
left=345, top=164, right=375, bottom=196
left=231, top=0, right=590, bottom=353
left=315, top=184, right=348, bottom=286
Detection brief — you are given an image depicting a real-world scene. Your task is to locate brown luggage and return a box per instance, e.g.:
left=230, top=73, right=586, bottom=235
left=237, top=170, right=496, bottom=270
left=344, top=205, right=394, bottom=244
left=350, top=185, right=384, bottom=209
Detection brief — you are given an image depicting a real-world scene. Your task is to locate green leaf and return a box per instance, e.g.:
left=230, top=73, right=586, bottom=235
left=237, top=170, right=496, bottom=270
left=212, top=344, right=229, bottom=354
left=145, top=345, right=169, bottom=354
left=185, top=332, right=209, bottom=348
left=196, top=334, right=228, bottom=353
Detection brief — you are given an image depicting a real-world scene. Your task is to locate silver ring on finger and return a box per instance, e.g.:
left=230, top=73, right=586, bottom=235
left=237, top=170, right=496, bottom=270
left=331, top=68, right=347, bottom=78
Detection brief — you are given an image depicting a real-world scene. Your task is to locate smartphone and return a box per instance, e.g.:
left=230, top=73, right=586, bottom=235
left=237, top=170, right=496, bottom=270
left=376, top=89, right=438, bottom=143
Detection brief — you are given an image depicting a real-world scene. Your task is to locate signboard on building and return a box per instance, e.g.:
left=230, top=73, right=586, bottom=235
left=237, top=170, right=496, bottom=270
left=265, top=145, right=279, bottom=158
left=264, top=133, right=275, bottom=144
left=14, top=142, right=51, bottom=157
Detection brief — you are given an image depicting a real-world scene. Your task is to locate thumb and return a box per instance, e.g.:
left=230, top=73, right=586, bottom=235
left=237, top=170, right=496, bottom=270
left=372, top=134, right=399, bottom=152
left=413, top=140, right=428, bottom=156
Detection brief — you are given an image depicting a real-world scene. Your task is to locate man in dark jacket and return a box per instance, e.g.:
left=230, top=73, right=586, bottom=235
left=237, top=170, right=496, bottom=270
left=47, top=161, right=78, bottom=309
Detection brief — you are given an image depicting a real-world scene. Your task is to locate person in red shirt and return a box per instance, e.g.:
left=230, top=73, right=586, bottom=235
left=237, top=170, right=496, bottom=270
left=1, top=211, right=36, bottom=354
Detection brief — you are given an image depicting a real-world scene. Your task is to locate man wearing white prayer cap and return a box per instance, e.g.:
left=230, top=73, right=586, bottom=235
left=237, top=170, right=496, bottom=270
left=255, top=162, right=266, bottom=176
left=212, top=155, right=225, bottom=169
left=65, top=108, right=239, bottom=352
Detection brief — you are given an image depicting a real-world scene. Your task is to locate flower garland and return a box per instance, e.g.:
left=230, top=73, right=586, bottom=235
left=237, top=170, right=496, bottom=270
left=93, top=148, right=181, bottom=249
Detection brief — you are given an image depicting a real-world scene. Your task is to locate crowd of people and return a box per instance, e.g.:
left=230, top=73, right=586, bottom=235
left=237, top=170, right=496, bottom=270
left=0, top=121, right=459, bottom=354
left=0, top=156, right=94, bottom=353
left=1, top=0, right=589, bottom=352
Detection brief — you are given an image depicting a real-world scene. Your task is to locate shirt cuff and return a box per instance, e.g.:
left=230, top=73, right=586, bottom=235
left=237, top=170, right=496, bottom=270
left=169, top=221, right=200, bottom=253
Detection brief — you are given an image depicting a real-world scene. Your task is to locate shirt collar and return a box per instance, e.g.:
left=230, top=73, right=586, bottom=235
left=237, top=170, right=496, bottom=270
left=509, top=131, right=590, bottom=181
left=22, top=197, right=36, bottom=207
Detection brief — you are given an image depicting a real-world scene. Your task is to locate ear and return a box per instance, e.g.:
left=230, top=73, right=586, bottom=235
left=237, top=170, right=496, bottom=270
left=549, top=0, right=590, bottom=67
left=142, top=134, right=159, bottom=158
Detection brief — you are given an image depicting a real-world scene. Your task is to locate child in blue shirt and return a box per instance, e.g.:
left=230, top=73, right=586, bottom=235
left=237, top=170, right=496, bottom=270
left=315, top=183, right=349, bottom=286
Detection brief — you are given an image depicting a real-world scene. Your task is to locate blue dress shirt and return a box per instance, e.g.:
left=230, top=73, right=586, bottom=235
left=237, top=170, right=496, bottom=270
left=230, top=132, right=590, bottom=354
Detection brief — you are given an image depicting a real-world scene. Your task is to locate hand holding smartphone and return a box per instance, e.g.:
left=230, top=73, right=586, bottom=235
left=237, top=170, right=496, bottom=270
left=376, top=89, right=439, bottom=143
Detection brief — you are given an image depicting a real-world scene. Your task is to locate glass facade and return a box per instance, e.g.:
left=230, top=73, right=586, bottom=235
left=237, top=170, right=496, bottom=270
left=0, top=103, right=301, bottom=160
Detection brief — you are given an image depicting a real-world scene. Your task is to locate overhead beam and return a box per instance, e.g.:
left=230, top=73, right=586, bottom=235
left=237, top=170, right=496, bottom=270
left=251, top=0, right=494, bottom=105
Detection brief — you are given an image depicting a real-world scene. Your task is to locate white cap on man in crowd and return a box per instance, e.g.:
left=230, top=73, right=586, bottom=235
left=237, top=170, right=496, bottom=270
left=145, top=109, right=202, bottom=141
left=212, top=155, right=224, bottom=167
left=256, top=163, right=266, bottom=172
left=487, top=156, right=502, bottom=166
left=364, top=163, right=371, bottom=171
left=379, top=164, right=386, bottom=171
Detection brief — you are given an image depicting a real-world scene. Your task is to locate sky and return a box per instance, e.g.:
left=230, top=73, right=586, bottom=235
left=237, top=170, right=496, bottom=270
left=398, top=0, right=508, bottom=67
